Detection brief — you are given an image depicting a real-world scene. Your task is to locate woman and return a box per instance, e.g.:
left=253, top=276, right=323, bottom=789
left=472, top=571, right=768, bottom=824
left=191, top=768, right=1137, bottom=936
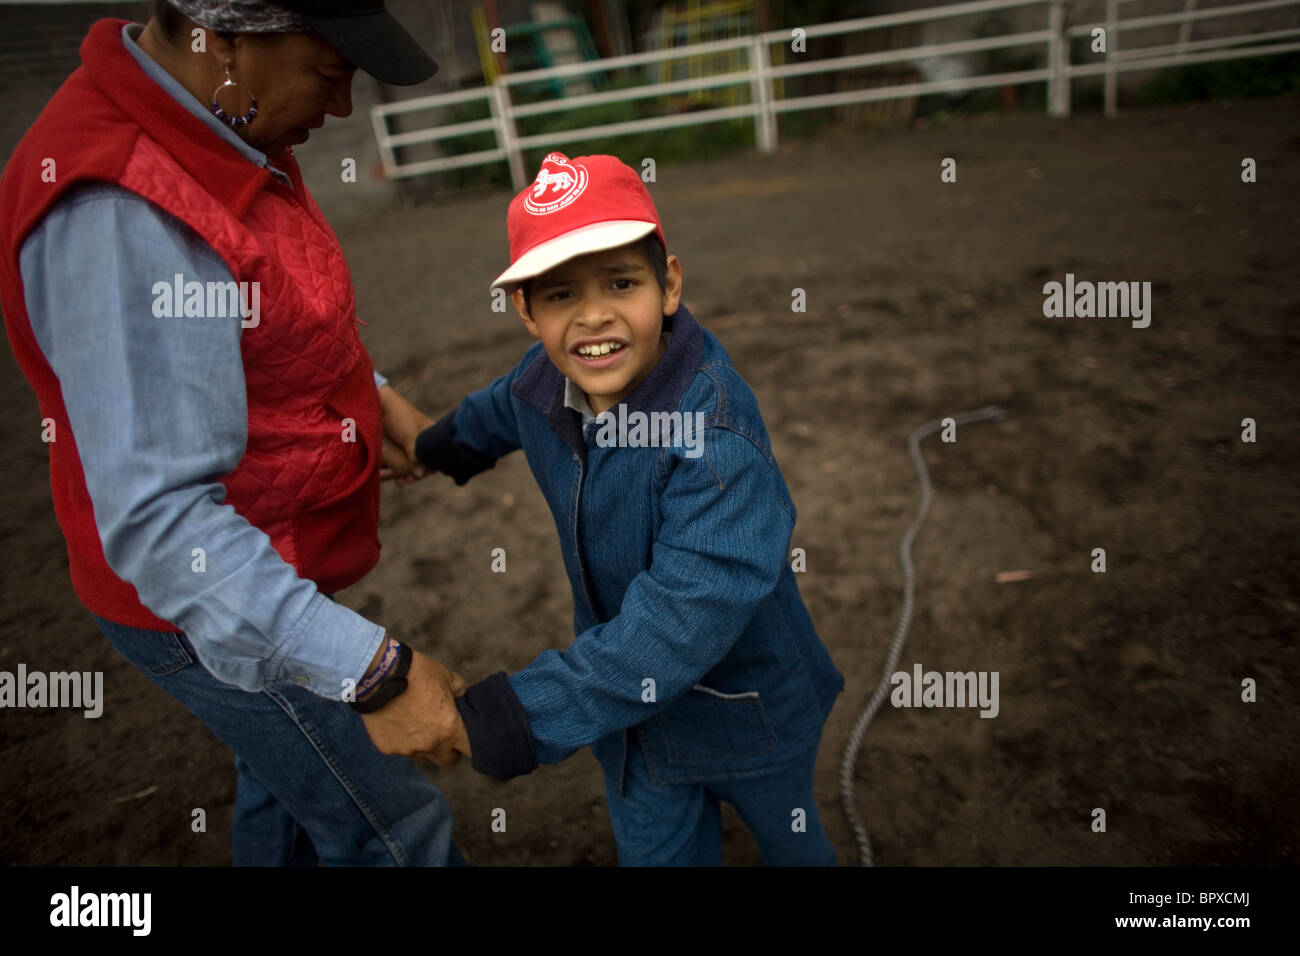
left=0, top=0, right=468, bottom=865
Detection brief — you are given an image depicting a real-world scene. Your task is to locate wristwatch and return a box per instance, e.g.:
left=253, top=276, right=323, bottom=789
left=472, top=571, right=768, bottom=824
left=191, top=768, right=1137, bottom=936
left=349, top=642, right=413, bottom=714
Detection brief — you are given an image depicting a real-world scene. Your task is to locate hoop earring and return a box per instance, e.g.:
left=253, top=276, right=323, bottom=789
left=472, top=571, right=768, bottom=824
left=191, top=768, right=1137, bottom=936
left=210, top=63, right=258, bottom=129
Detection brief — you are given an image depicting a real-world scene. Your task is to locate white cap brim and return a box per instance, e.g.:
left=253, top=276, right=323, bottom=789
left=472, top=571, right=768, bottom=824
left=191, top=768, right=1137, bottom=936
left=490, top=220, right=659, bottom=293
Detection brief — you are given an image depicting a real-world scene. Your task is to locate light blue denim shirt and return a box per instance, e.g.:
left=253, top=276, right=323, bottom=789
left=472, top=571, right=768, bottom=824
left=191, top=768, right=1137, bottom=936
left=19, top=23, right=389, bottom=697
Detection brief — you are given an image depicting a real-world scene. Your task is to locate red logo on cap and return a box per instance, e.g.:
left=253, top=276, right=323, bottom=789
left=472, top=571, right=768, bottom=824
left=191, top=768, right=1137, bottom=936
left=524, top=152, right=588, bottom=215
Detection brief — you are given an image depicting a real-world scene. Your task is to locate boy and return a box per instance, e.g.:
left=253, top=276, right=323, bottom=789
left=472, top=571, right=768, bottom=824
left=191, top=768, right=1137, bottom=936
left=416, top=152, right=844, bottom=865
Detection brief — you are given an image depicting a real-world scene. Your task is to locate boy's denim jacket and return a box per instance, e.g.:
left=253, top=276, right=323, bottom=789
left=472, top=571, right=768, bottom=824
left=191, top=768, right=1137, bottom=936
left=416, top=304, right=843, bottom=789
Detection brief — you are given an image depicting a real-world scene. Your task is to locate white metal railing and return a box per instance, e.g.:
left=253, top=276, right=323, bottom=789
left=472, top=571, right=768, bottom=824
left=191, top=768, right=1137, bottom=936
left=371, top=0, right=1300, bottom=188
left=1074, top=0, right=1300, bottom=115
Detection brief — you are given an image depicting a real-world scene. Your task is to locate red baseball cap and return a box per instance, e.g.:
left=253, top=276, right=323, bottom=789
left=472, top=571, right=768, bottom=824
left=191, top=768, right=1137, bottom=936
left=491, top=152, right=667, bottom=293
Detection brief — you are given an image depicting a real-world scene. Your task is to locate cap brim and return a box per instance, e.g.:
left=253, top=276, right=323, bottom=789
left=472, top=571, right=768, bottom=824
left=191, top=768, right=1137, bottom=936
left=303, top=11, right=437, bottom=86
left=491, top=221, right=659, bottom=294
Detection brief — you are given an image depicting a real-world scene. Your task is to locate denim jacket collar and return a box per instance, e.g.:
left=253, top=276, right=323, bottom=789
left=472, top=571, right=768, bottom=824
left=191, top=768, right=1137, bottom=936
left=510, top=304, right=704, bottom=458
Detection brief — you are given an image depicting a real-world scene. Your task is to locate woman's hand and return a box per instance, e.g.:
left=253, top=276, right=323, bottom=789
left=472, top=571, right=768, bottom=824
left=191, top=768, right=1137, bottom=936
left=380, top=434, right=421, bottom=485
left=359, top=650, right=470, bottom=767
left=377, top=385, right=434, bottom=484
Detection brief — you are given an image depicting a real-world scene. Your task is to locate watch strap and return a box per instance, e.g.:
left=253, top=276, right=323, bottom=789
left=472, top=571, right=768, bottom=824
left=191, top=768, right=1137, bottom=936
left=350, top=642, right=413, bottom=713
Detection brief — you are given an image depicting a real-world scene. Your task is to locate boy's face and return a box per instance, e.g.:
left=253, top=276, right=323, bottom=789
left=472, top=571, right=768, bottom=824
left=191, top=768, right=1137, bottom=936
left=513, top=244, right=682, bottom=416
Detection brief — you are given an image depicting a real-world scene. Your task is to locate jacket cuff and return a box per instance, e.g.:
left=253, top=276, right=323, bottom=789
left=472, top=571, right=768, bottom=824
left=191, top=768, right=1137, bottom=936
left=455, top=671, right=539, bottom=781
left=414, top=409, right=497, bottom=486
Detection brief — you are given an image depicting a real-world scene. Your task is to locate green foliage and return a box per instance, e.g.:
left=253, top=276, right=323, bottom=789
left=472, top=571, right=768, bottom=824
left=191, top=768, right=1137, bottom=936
left=520, top=117, right=754, bottom=174
left=777, top=108, right=834, bottom=140
left=767, top=0, right=876, bottom=31
left=406, top=72, right=757, bottom=194
left=1138, top=51, right=1300, bottom=104
left=515, top=73, right=754, bottom=168
left=403, top=95, right=505, bottom=192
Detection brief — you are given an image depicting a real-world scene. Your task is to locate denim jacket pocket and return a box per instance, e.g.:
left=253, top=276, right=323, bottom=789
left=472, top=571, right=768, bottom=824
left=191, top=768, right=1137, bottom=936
left=656, top=683, right=779, bottom=766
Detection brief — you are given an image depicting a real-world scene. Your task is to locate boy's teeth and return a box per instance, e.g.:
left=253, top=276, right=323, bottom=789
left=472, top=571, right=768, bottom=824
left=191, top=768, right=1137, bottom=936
left=578, top=342, right=623, bottom=357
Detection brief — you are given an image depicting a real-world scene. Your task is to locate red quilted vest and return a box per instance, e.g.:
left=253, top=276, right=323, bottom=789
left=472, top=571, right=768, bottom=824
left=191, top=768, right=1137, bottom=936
left=0, top=19, right=382, bottom=631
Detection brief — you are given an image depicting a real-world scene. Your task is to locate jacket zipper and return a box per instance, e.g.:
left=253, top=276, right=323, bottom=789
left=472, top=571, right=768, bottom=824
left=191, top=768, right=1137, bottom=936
left=571, top=451, right=601, bottom=620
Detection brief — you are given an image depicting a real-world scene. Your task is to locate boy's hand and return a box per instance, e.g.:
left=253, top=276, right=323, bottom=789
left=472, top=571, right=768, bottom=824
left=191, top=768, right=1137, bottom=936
left=379, top=434, right=421, bottom=485
left=378, top=385, right=434, bottom=481
left=359, top=651, right=470, bottom=767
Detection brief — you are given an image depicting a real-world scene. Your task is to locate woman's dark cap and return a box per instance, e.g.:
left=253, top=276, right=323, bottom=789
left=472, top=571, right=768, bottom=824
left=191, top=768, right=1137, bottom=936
left=275, top=0, right=437, bottom=85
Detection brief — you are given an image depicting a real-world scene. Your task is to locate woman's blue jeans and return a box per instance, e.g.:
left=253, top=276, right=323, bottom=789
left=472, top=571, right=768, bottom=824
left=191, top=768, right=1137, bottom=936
left=93, top=615, right=463, bottom=866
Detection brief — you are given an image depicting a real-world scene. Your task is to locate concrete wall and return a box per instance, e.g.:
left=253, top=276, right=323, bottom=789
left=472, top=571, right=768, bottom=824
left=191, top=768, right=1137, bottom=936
left=0, top=3, right=150, bottom=158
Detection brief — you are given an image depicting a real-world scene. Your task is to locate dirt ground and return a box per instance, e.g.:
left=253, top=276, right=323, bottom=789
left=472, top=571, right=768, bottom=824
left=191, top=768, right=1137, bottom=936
left=1, top=96, right=1297, bottom=866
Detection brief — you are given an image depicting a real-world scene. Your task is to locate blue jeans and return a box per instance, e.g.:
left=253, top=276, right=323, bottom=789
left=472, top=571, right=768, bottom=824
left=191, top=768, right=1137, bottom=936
left=604, top=727, right=838, bottom=866
left=93, top=615, right=463, bottom=866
